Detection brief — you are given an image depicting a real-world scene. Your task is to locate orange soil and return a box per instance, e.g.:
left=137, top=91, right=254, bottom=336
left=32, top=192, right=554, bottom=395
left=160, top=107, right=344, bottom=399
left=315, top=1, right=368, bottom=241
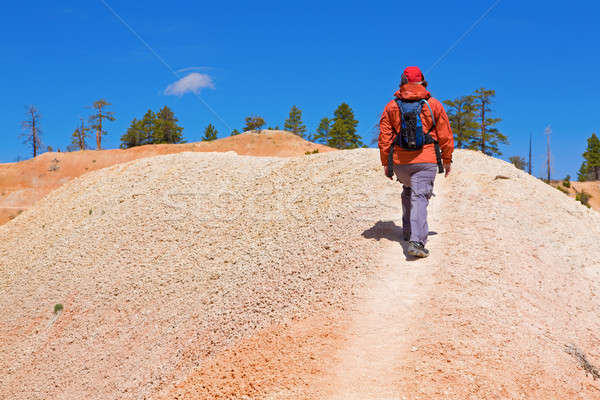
left=551, top=180, right=600, bottom=209
left=0, top=130, right=333, bottom=225
left=160, top=312, right=344, bottom=400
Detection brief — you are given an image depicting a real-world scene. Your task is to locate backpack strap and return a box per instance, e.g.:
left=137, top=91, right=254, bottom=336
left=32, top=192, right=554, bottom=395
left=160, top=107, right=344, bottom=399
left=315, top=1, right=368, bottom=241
left=420, top=99, right=444, bottom=174
left=420, top=99, right=436, bottom=133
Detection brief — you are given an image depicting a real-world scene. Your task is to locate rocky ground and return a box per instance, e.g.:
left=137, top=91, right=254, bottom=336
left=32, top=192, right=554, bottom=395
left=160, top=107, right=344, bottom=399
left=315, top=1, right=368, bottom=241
left=1, top=148, right=600, bottom=399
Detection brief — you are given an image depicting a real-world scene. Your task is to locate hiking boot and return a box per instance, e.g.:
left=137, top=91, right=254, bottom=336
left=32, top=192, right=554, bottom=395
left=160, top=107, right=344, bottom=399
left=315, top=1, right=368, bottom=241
left=407, top=241, right=429, bottom=258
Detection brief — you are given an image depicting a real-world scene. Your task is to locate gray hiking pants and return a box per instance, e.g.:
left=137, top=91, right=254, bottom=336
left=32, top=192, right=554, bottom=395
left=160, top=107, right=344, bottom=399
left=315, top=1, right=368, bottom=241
left=392, top=163, right=437, bottom=245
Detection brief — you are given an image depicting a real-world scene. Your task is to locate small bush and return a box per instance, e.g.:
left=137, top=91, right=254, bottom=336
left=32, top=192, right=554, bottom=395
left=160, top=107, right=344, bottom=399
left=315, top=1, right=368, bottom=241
left=576, top=191, right=592, bottom=208
left=54, top=303, right=63, bottom=314
left=89, top=209, right=92, bottom=215
left=556, top=185, right=569, bottom=194
left=563, top=175, right=571, bottom=188
left=304, top=149, right=319, bottom=155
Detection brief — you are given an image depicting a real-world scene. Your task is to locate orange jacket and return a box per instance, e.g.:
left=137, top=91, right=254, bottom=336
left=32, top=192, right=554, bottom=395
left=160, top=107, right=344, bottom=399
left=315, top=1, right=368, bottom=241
left=378, top=83, right=454, bottom=166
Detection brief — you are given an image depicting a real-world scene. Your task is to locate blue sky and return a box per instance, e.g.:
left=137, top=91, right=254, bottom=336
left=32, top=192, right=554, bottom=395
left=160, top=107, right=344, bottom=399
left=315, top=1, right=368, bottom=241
left=2, top=1, right=599, bottom=179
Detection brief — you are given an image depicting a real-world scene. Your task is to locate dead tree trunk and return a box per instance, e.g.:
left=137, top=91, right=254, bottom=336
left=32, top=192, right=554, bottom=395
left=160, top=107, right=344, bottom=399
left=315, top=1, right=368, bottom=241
left=21, top=106, right=42, bottom=158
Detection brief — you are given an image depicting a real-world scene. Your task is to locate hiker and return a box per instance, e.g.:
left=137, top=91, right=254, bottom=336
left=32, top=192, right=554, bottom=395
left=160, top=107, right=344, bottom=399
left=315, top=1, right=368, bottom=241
left=378, top=66, right=454, bottom=258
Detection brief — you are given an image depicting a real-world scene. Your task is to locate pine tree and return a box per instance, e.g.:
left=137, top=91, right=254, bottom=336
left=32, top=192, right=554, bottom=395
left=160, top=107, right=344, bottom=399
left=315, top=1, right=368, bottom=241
left=243, top=116, right=266, bottom=132
left=578, top=162, right=590, bottom=182
left=201, top=124, right=218, bottom=141
left=578, top=133, right=600, bottom=181
left=328, top=103, right=363, bottom=149
left=21, top=105, right=43, bottom=158
left=71, top=118, right=91, bottom=150
left=153, top=106, right=184, bottom=144
left=120, top=110, right=155, bottom=148
left=312, top=118, right=330, bottom=144
left=89, top=99, right=115, bottom=150
left=284, top=105, right=307, bottom=137
left=470, top=88, right=507, bottom=156
left=443, top=95, right=477, bottom=148
left=120, top=119, right=144, bottom=149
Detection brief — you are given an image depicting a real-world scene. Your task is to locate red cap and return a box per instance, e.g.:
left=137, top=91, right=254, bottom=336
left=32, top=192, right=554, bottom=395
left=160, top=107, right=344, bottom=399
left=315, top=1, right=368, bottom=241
left=402, top=66, right=424, bottom=83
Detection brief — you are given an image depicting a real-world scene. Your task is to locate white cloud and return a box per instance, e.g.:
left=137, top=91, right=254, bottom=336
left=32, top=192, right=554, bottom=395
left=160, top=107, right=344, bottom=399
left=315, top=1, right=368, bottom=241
left=164, top=73, right=215, bottom=96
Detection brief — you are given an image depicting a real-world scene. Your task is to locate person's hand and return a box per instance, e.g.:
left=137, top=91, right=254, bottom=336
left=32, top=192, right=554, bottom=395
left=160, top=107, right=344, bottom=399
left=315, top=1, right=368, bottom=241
left=384, top=165, right=393, bottom=179
left=444, top=163, right=452, bottom=178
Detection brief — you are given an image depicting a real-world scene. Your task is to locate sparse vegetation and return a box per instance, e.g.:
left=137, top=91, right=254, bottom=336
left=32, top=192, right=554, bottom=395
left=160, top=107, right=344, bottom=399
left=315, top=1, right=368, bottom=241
left=243, top=116, right=266, bottom=133
left=304, top=149, right=319, bottom=155
left=562, top=175, right=571, bottom=188
left=470, top=88, right=508, bottom=156
left=53, top=303, right=63, bottom=314
left=89, top=99, right=116, bottom=150
left=70, top=118, right=91, bottom=151
left=575, top=190, right=592, bottom=208
left=509, top=156, right=527, bottom=171
left=443, top=95, right=477, bottom=149
left=201, top=124, right=218, bottom=141
left=556, top=184, right=569, bottom=194
left=120, top=106, right=184, bottom=148
left=313, top=117, right=330, bottom=144
left=444, top=88, right=507, bottom=156
left=284, top=105, right=307, bottom=137
left=578, top=133, right=600, bottom=181
left=314, top=103, right=363, bottom=149
left=21, top=105, right=43, bottom=158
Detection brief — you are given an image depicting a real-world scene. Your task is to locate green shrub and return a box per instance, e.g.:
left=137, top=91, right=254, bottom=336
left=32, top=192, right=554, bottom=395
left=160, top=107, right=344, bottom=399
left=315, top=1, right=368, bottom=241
left=576, top=191, right=592, bottom=208
left=562, top=175, right=571, bottom=188
left=304, top=149, right=319, bottom=155
left=54, top=303, right=63, bottom=314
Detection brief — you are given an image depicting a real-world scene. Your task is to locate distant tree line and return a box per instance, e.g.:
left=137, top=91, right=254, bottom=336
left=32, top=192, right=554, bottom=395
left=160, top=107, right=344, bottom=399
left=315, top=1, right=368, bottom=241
left=19, top=99, right=117, bottom=157
left=216, top=103, right=364, bottom=150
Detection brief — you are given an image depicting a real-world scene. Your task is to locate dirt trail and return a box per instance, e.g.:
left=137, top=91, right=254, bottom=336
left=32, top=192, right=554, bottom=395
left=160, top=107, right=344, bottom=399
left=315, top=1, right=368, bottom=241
left=322, top=182, right=445, bottom=399
left=297, top=172, right=444, bottom=400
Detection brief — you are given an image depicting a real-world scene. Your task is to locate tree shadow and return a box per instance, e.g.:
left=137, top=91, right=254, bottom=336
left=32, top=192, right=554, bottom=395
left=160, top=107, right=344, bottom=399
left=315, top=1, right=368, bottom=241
left=361, top=220, right=437, bottom=261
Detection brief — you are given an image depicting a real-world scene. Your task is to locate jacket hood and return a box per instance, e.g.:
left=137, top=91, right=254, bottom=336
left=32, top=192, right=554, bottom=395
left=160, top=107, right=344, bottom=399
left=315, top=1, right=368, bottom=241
left=394, top=83, right=431, bottom=101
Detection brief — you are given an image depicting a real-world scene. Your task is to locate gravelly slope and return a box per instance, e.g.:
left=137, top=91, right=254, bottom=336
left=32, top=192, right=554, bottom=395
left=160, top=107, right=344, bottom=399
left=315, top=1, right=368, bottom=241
left=0, top=149, right=395, bottom=400
left=160, top=150, right=600, bottom=400
left=2, top=148, right=599, bottom=400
